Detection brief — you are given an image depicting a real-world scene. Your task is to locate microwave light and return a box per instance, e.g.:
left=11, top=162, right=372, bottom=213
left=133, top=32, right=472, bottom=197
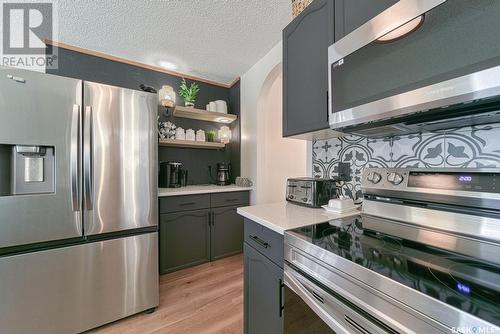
left=376, top=15, right=425, bottom=43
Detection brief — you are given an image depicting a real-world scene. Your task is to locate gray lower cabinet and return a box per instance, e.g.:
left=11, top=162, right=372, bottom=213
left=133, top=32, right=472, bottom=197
left=159, top=191, right=249, bottom=274
left=244, top=243, right=284, bottom=334
left=159, top=209, right=210, bottom=274
left=211, top=206, right=244, bottom=260
left=283, top=0, right=334, bottom=138
left=244, top=218, right=285, bottom=334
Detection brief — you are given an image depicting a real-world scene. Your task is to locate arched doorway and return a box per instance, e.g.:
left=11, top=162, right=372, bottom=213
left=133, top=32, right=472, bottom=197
left=255, top=64, right=307, bottom=204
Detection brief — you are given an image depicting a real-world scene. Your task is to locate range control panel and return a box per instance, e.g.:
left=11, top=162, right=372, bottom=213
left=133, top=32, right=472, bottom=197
left=407, top=171, right=498, bottom=193
left=362, top=168, right=500, bottom=194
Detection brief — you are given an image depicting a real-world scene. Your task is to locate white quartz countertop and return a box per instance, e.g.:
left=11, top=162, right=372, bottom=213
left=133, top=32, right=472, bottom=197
left=158, top=184, right=252, bottom=197
left=237, top=202, right=361, bottom=235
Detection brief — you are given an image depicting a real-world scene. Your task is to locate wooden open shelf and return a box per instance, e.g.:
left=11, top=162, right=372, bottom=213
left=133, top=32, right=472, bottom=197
left=173, top=106, right=237, bottom=124
left=158, top=139, right=225, bottom=150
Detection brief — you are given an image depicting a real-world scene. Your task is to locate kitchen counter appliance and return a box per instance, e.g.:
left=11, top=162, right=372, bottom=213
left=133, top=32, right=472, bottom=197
left=286, top=177, right=339, bottom=208
left=216, top=162, right=231, bottom=186
left=329, top=0, right=500, bottom=137
left=284, top=168, right=500, bottom=333
left=0, top=68, right=159, bottom=334
left=159, top=161, right=186, bottom=188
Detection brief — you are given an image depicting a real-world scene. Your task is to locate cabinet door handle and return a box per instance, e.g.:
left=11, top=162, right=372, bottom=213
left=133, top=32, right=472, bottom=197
left=249, top=235, right=269, bottom=249
left=211, top=211, right=215, bottom=226
left=279, top=279, right=285, bottom=318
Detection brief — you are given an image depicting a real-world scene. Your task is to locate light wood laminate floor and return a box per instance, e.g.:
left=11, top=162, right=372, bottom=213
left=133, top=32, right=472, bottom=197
left=89, top=254, right=244, bottom=334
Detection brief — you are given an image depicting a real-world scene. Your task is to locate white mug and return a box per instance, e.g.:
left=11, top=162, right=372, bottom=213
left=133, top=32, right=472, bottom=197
left=215, top=100, right=228, bottom=114
left=209, top=102, right=216, bottom=112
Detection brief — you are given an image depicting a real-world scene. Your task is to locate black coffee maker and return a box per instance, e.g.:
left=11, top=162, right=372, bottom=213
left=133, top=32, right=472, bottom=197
left=159, top=162, right=187, bottom=188
left=216, top=162, right=231, bottom=186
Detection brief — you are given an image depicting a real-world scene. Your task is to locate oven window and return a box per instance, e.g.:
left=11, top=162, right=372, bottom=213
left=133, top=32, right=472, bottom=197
left=332, top=1, right=500, bottom=114
left=284, top=286, right=335, bottom=333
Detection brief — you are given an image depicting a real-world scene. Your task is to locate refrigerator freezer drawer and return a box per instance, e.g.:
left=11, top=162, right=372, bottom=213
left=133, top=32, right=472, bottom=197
left=0, top=232, right=159, bottom=334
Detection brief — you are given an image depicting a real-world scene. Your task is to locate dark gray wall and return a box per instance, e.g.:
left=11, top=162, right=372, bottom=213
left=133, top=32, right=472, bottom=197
left=47, top=47, right=240, bottom=185
left=229, top=81, right=241, bottom=182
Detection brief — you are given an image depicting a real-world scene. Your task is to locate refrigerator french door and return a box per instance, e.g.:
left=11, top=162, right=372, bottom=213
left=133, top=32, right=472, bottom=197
left=0, top=68, right=159, bottom=334
left=83, top=81, right=158, bottom=236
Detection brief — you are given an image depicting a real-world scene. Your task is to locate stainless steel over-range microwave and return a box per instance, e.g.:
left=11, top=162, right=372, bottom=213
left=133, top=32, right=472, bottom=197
left=328, top=0, right=500, bottom=137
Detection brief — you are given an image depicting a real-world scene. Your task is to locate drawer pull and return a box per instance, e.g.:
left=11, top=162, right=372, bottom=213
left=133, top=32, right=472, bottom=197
left=179, top=202, right=196, bottom=206
left=225, top=198, right=239, bottom=202
left=249, top=235, right=269, bottom=249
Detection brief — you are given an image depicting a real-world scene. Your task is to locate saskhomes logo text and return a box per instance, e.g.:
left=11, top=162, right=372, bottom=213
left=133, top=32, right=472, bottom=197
left=1, top=0, right=58, bottom=71
left=452, top=326, right=496, bottom=334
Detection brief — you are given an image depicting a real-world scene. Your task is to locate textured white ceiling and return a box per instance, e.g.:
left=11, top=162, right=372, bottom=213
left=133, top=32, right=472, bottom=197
left=55, top=0, right=292, bottom=84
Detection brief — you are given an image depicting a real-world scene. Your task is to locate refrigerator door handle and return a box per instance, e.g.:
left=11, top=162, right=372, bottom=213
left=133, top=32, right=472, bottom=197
left=84, top=105, right=93, bottom=210
left=70, top=104, right=81, bottom=212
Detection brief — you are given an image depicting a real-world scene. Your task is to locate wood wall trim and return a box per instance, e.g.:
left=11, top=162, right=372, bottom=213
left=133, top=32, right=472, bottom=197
left=45, top=40, right=239, bottom=89
left=228, top=76, right=241, bottom=88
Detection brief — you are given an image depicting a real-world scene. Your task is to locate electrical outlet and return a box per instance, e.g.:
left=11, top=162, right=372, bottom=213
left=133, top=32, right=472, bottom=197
left=338, top=162, right=351, bottom=182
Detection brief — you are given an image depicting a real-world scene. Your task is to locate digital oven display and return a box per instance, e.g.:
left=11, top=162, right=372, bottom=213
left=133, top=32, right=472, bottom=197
left=458, top=175, right=473, bottom=182
left=408, top=172, right=498, bottom=192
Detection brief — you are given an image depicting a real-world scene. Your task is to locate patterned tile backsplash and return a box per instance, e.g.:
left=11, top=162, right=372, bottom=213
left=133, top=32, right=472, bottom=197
left=312, top=124, right=500, bottom=200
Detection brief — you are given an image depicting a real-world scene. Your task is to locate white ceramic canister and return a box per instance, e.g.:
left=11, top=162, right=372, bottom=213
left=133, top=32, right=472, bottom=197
left=185, top=128, right=196, bottom=141
left=175, top=127, right=185, bottom=140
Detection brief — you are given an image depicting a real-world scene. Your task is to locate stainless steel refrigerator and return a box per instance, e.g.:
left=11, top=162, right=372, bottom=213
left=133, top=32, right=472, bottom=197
left=0, top=67, right=159, bottom=334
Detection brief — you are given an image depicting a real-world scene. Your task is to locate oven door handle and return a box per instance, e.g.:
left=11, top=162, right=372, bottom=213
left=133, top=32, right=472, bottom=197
left=284, top=269, right=349, bottom=333
left=285, top=267, right=392, bottom=334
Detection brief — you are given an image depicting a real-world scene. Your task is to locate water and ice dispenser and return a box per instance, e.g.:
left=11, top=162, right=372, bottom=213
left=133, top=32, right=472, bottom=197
left=0, top=144, right=55, bottom=196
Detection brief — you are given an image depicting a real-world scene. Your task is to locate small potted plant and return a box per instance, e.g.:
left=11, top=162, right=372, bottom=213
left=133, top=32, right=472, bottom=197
left=206, top=130, right=216, bottom=142
left=179, top=78, right=200, bottom=108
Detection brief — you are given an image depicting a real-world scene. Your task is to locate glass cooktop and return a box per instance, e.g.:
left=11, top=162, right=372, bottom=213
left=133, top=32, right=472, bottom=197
left=288, top=216, right=500, bottom=327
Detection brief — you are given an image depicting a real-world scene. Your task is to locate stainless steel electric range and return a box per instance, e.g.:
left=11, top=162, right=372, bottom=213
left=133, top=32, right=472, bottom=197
left=284, top=168, right=500, bottom=334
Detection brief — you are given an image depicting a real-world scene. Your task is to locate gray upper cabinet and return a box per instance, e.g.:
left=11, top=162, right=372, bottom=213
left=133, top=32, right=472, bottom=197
left=334, top=0, right=398, bottom=40
left=159, top=209, right=210, bottom=274
left=244, top=243, right=284, bottom=334
left=211, top=206, right=244, bottom=260
left=282, top=0, right=334, bottom=138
